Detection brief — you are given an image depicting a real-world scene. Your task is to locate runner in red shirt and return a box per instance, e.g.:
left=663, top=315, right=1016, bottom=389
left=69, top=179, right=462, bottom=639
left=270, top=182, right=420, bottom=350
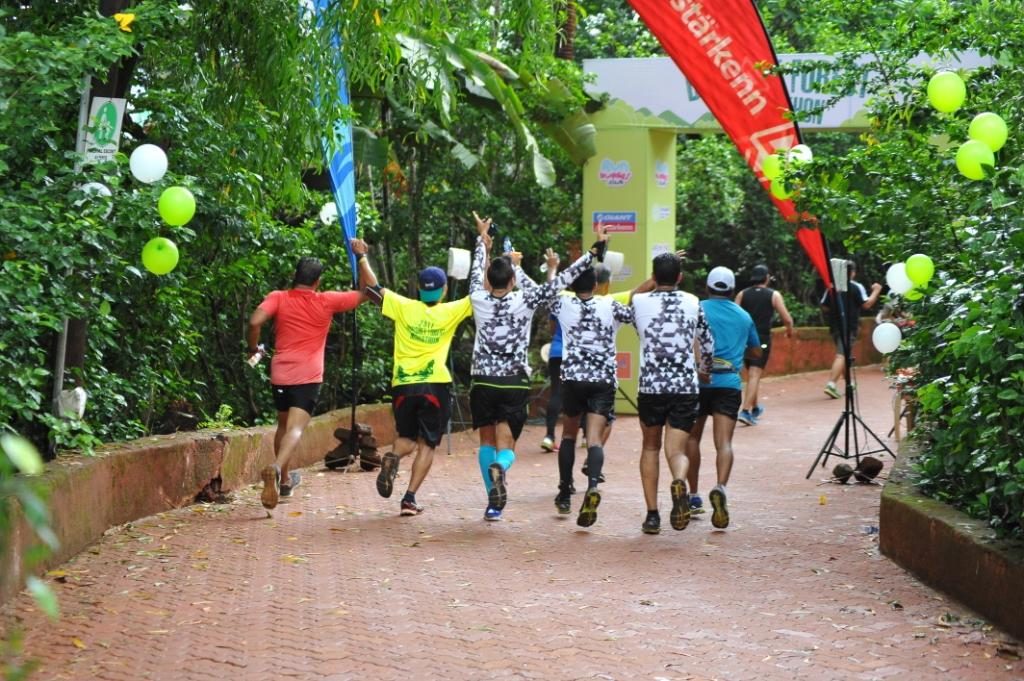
left=247, top=241, right=375, bottom=510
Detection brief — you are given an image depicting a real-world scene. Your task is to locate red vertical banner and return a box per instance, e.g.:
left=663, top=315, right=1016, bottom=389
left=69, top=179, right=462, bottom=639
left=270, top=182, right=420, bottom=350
left=627, top=0, right=832, bottom=284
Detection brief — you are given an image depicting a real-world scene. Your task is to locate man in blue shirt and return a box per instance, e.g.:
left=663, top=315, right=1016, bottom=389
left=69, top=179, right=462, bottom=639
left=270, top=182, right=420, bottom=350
left=685, top=266, right=761, bottom=529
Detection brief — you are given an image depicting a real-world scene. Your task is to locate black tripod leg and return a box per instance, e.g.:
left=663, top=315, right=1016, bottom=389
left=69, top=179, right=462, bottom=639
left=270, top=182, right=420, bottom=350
left=851, top=412, right=896, bottom=459
left=806, top=410, right=846, bottom=479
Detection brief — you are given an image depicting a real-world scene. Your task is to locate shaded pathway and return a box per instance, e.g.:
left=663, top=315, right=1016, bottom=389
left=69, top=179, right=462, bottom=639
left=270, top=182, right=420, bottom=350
left=4, top=368, right=1021, bottom=680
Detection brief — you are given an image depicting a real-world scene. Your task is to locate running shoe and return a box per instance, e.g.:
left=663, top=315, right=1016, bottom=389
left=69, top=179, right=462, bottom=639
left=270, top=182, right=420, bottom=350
left=376, top=453, right=399, bottom=498
left=824, top=382, right=841, bottom=399
left=710, top=484, right=730, bottom=529
left=689, top=494, right=705, bottom=515
left=487, top=463, right=507, bottom=511
left=260, top=465, right=280, bottom=510
left=576, top=487, right=602, bottom=528
left=540, top=436, right=555, bottom=452
left=554, top=486, right=572, bottom=514
left=751, top=405, right=765, bottom=419
left=737, top=410, right=756, bottom=426
left=641, top=513, right=661, bottom=535
left=279, top=471, right=301, bottom=498
left=484, top=506, right=502, bottom=521
left=669, top=479, right=691, bottom=531
left=400, top=498, right=423, bottom=516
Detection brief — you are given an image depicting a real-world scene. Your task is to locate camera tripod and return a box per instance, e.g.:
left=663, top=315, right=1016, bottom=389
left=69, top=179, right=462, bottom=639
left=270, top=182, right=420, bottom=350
left=805, top=281, right=894, bottom=479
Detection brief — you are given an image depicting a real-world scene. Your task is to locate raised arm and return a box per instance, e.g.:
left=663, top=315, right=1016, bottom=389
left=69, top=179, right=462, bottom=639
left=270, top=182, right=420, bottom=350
left=352, top=238, right=386, bottom=307
left=629, top=276, right=656, bottom=303
left=545, top=249, right=560, bottom=283
left=772, top=290, right=795, bottom=338
left=863, top=282, right=883, bottom=310
left=508, top=250, right=538, bottom=291
left=470, top=210, right=492, bottom=294
left=695, top=307, right=715, bottom=379
left=523, top=226, right=608, bottom=309
left=350, top=239, right=375, bottom=304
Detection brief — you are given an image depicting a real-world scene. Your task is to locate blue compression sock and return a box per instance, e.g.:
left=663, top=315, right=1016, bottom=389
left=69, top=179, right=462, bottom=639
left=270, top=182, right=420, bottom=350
left=496, top=448, right=516, bottom=471
left=478, top=445, right=497, bottom=491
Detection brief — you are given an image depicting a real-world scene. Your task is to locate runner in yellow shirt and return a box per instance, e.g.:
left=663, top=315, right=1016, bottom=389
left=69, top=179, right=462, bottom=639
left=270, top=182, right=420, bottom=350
left=362, top=240, right=482, bottom=516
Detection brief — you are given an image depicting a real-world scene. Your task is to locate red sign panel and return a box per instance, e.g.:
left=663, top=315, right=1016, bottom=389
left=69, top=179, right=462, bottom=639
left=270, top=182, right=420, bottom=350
left=628, top=0, right=831, bottom=284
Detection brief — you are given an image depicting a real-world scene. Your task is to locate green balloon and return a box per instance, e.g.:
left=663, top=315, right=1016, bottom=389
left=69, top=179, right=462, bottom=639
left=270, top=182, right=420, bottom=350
left=142, top=237, right=180, bottom=275
left=905, top=253, right=934, bottom=286
left=762, top=153, right=782, bottom=180
left=955, top=140, right=995, bottom=180
left=158, top=186, right=196, bottom=226
left=770, top=177, right=794, bottom=200
left=904, top=288, right=924, bottom=301
left=927, top=71, right=966, bottom=113
left=968, top=112, right=1008, bottom=152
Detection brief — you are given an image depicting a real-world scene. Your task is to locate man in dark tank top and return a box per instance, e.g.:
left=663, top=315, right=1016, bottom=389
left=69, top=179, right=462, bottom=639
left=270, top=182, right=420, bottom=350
left=734, top=264, right=794, bottom=425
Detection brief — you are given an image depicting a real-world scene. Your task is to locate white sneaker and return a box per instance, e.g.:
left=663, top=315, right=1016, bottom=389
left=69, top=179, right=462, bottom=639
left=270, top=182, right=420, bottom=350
left=540, top=436, right=555, bottom=452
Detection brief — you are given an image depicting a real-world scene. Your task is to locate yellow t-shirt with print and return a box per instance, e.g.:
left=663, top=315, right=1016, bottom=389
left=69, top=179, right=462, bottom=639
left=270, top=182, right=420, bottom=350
left=382, top=291, right=472, bottom=386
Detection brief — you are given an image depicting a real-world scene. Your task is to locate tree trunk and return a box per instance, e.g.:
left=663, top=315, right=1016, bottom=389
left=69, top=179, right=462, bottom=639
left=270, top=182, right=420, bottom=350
left=555, top=1, right=577, bottom=61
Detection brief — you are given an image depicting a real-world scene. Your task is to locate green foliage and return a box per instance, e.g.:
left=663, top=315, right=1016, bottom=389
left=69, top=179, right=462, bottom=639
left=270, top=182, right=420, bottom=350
left=789, top=0, right=1024, bottom=536
left=197, top=404, right=237, bottom=431
left=0, top=1, right=590, bottom=453
left=673, top=135, right=825, bottom=323
left=1, top=435, right=59, bottom=679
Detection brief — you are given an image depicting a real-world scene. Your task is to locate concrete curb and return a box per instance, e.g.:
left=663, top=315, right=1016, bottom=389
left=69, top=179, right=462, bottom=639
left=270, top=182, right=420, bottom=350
left=880, top=446, right=1024, bottom=641
left=1, top=403, right=396, bottom=605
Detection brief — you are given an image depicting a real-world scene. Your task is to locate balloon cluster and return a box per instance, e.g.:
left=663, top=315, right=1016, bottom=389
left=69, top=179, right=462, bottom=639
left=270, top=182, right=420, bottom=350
left=761, top=144, right=812, bottom=200
left=926, top=71, right=1008, bottom=181
left=129, top=144, right=195, bottom=275
left=876, top=253, right=935, bottom=353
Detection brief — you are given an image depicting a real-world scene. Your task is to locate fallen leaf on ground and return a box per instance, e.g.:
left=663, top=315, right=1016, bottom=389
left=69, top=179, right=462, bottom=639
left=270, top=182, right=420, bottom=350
left=71, top=637, right=87, bottom=649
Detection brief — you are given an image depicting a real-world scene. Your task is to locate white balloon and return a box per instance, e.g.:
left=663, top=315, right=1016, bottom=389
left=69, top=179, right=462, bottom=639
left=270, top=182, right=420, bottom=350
left=540, top=343, right=551, bottom=363
left=129, top=144, right=168, bottom=184
left=885, top=263, right=914, bottom=295
left=319, top=202, right=339, bottom=225
left=74, top=182, right=113, bottom=218
left=872, top=322, right=902, bottom=354
left=787, top=144, right=813, bottom=165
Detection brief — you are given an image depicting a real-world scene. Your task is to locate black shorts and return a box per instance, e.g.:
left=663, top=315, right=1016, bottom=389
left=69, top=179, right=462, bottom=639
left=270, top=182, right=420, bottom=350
left=745, top=337, right=772, bottom=369
left=638, top=393, right=699, bottom=432
left=698, top=387, right=742, bottom=420
left=562, top=381, right=616, bottom=420
left=470, top=375, right=530, bottom=440
left=272, top=383, right=321, bottom=414
left=392, top=383, right=451, bottom=448
left=831, top=328, right=858, bottom=354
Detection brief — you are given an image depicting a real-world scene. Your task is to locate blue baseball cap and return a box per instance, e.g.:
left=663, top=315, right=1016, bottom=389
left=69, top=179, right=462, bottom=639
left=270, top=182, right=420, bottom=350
left=418, top=266, right=447, bottom=302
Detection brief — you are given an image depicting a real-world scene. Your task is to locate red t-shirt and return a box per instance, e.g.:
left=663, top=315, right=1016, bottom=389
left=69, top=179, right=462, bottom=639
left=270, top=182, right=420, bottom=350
left=258, top=289, right=361, bottom=385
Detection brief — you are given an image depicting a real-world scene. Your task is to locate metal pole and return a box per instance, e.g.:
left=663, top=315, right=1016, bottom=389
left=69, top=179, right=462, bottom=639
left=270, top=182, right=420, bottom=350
left=52, top=77, right=93, bottom=418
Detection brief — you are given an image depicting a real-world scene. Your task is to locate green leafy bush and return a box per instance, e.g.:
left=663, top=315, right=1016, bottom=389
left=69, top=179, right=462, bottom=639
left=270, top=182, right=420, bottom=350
left=791, top=0, right=1024, bottom=537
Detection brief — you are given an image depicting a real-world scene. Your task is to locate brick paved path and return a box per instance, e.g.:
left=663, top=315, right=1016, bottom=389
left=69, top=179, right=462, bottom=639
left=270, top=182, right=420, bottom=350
left=4, top=368, right=1022, bottom=680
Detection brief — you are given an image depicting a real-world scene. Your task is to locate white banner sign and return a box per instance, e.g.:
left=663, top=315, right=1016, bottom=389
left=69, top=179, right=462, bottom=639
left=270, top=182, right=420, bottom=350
left=584, top=53, right=988, bottom=132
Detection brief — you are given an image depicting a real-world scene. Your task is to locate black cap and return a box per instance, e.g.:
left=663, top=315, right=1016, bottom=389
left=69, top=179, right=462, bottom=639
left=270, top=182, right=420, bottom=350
left=751, top=264, right=770, bottom=282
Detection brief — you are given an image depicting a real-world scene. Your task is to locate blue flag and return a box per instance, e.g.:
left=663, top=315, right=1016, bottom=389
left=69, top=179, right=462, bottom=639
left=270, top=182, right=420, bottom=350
left=312, top=0, right=358, bottom=281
